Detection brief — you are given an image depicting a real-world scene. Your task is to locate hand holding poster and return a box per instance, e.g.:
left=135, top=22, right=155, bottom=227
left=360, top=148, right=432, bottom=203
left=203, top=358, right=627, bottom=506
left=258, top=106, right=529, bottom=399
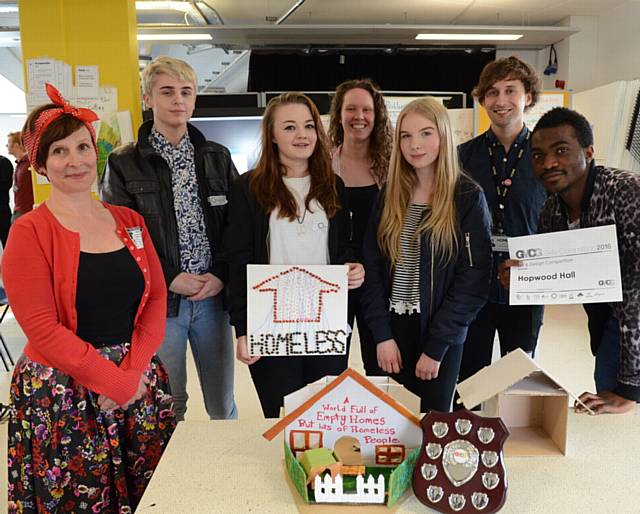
left=508, top=225, right=623, bottom=305
left=247, top=264, right=349, bottom=356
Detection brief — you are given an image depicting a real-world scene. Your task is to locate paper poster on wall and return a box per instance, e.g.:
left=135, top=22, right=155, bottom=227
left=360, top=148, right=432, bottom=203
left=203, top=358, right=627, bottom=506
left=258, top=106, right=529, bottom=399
left=26, top=58, right=55, bottom=109
left=26, top=57, right=74, bottom=111
left=73, top=85, right=118, bottom=119
left=523, top=92, right=567, bottom=129
left=75, top=65, right=99, bottom=98
left=247, top=264, right=349, bottom=356
left=448, top=108, right=474, bottom=145
left=385, top=96, right=441, bottom=127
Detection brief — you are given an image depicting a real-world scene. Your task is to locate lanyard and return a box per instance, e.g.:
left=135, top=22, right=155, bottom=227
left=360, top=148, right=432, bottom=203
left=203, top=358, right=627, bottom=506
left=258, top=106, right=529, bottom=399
left=485, top=131, right=529, bottom=232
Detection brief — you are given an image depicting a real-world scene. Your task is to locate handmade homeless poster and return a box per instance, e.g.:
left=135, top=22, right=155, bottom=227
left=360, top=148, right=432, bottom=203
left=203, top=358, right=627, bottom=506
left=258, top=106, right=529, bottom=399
left=247, top=265, right=349, bottom=356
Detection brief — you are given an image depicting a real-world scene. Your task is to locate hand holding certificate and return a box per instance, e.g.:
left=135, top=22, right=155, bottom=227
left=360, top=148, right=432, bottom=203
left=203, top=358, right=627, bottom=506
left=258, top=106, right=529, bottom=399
left=507, top=225, right=622, bottom=305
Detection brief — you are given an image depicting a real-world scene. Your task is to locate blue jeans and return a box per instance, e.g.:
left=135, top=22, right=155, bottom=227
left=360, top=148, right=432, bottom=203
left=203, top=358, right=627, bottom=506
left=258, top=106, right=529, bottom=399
left=157, top=295, right=236, bottom=421
left=594, top=316, right=620, bottom=393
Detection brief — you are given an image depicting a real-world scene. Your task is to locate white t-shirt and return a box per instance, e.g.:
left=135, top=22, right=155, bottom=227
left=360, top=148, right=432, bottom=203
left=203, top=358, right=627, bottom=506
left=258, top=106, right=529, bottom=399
left=269, top=175, right=329, bottom=265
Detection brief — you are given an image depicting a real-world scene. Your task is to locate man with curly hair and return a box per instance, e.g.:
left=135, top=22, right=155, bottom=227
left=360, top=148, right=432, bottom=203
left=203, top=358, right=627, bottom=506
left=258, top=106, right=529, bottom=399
left=457, top=57, right=547, bottom=389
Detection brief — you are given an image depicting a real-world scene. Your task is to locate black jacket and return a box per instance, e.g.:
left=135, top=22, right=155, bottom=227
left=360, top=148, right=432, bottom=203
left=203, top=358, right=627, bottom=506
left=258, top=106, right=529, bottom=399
left=221, top=171, right=355, bottom=337
left=0, top=155, right=12, bottom=248
left=101, top=120, right=238, bottom=317
left=361, top=176, right=492, bottom=361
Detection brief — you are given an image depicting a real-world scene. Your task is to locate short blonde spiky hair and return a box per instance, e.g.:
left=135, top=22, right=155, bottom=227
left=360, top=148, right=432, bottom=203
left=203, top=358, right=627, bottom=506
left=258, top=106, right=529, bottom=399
left=141, top=56, right=198, bottom=97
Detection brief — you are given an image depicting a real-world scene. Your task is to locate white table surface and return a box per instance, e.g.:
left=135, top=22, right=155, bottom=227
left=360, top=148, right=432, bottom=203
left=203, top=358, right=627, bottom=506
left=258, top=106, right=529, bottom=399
left=138, top=409, right=640, bottom=514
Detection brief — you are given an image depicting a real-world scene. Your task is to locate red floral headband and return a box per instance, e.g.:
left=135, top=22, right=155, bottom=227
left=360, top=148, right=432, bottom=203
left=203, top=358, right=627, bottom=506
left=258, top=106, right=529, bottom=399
left=23, top=83, right=99, bottom=174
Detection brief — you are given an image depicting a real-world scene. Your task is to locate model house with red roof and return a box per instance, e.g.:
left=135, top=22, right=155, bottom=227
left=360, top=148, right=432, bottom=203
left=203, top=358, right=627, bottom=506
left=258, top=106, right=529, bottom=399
left=263, top=368, right=423, bottom=505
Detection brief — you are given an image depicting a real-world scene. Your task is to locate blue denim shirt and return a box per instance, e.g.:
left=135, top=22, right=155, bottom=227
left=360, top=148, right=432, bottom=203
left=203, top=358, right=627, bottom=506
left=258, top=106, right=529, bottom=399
left=459, top=126, right=547, bottom=303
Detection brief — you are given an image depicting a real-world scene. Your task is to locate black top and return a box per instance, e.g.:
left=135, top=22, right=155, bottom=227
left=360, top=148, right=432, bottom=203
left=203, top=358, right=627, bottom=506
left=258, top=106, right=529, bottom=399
left=76, top=247, right=145, bottom=348
left=345, top=184, right=378, bottom=259
left=0, top=155, right=13, bottom=248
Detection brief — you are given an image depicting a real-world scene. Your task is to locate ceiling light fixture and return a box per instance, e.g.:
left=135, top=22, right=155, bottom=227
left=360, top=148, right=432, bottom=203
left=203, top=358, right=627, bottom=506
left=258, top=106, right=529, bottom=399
left=135, top=1, right=193, bottom=12
left=137, top=33, right=212, bottom=41
left=415, top=33, right=523, bottom=41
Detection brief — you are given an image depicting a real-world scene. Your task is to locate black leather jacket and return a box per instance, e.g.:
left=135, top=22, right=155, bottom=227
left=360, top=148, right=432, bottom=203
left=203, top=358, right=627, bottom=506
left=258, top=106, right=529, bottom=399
left=101, top=120, right=238, bottom=317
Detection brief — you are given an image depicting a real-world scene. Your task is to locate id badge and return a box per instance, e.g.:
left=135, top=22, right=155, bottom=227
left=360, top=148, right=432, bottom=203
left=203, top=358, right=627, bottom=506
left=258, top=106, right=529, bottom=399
left=208, top=195, right=227, bottom=206
left=491, top=234, right=509, bottom=253
left=126, top=227, right=144, bottom=249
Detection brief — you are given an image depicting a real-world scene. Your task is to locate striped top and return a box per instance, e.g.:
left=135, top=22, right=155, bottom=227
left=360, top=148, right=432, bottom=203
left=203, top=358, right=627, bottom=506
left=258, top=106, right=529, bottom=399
left=389, top=203, right=429, bottom=314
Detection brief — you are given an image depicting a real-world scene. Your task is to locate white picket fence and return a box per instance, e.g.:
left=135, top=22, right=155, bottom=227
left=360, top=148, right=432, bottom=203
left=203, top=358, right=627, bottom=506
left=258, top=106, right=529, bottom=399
left=313, top=474, right=385, bottom=504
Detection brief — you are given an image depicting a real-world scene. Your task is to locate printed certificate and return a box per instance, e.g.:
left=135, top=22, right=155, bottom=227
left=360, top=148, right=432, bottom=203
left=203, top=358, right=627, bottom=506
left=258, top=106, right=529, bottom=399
left=508, top=225, right=622, bottom=305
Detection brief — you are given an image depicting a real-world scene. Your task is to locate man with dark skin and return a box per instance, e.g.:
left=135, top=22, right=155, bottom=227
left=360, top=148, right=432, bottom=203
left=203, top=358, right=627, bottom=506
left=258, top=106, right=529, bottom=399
left=500, top=107, right=639, bottom=415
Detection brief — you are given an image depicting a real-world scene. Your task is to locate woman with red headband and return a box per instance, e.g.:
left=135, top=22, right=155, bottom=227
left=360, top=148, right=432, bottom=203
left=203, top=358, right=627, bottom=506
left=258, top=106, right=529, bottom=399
left=2, top=84, right=175, bottom=513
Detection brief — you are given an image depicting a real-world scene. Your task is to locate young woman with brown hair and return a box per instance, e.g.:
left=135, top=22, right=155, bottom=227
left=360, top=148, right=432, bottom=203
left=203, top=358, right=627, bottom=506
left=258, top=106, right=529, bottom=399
left=223, top=92, right=364, bottom=417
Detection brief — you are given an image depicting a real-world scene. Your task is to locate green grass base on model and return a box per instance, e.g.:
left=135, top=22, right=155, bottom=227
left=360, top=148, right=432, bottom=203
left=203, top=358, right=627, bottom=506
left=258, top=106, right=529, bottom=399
left=285, top=441, right=419, bottom=505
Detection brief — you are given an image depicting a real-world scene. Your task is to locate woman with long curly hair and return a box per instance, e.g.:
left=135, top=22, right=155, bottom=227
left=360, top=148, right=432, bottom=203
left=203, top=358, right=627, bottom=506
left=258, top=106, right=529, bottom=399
left=223, top=92, right=364, bottom=417
left=328, top=78, right=392, bottom=375
left=361, top=97, right=492, bottom=412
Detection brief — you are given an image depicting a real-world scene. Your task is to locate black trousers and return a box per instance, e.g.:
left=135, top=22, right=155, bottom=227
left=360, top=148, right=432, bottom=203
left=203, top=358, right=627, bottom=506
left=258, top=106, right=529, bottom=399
left=458, top=302, right=544, bottom=385
left=347, top=287, right=382, bottom=376
left=249, top=353, right=348, bottom=418
left=387, top=314, right=464, bottom=413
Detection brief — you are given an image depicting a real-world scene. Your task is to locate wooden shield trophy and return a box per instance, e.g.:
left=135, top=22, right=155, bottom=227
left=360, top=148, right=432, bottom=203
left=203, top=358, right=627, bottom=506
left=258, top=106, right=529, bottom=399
left=413, top=410, right=509, bottom=513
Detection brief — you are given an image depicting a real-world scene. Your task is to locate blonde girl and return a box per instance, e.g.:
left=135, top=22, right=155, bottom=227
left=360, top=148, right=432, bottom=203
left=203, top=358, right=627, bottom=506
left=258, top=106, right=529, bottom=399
left=361, top=97, right=492, bottom=412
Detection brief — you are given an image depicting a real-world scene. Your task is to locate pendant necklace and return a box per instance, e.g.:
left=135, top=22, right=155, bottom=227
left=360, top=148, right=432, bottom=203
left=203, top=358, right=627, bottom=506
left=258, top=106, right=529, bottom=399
left=296, top=202, right=309, bottom=235
left=287, top=174, right=309, bottom=235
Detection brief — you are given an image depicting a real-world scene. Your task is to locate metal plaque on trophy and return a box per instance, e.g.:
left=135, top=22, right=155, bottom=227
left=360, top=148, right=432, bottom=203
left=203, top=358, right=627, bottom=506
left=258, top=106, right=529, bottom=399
left=413, top=410, right=509, bottom=513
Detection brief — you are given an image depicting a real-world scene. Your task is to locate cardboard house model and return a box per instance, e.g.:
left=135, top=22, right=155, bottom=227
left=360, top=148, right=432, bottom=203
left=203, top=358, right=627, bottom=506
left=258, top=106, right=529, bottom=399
left=456, top=348, right=590, bottom=457
left=263, top=368, right=423, bottom=505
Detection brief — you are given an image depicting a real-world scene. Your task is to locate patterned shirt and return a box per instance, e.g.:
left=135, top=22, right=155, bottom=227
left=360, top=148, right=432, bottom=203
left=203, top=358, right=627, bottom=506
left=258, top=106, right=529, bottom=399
left=149, top=128, right=211, bottom=275
left=389, top=203, right=429, bottom=314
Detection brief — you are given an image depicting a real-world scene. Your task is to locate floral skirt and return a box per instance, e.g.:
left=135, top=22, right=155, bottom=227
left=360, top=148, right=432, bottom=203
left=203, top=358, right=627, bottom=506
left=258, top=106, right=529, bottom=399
left=7, top=344, right=176, bottom=513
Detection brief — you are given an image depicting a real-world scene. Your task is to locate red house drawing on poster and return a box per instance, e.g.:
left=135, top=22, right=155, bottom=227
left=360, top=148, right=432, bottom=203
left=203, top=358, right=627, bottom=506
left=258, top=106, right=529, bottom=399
left=252, top=266, right=341, bottom=323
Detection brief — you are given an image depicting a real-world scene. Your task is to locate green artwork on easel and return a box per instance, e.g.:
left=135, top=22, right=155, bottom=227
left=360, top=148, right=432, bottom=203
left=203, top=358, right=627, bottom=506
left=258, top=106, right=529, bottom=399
left=96, top=114, right=121, bottom=182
